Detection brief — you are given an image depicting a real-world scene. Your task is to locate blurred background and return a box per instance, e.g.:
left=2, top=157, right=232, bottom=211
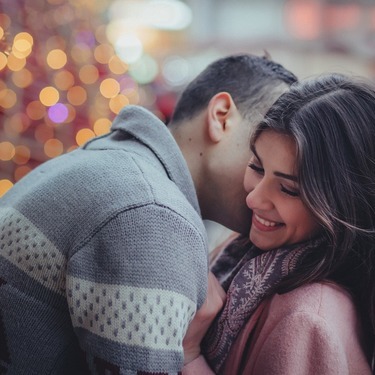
left=1, top=0, right=375, bottom=198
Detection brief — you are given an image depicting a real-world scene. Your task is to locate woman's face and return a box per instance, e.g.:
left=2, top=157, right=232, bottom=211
left=244, top=130, right=321, bottom=251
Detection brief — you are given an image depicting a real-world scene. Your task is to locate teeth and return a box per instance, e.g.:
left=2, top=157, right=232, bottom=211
left=255, top=214, right=278, bottom=227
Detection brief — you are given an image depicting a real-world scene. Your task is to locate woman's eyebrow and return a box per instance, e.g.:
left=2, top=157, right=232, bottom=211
left=274, top=171, right=298, bottom=182
left=253, top=143, right=298, bottom=181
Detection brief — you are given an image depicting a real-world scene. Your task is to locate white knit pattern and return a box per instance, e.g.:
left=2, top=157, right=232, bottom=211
left=0, top=207, right=66, bottom=295
left=67, top=276, right=196, bottom=350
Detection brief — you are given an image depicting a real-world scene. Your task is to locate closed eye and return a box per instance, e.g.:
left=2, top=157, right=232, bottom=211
left=248, top=162, right=264, bottom=174
left=280, top=184, right=300, bottom=197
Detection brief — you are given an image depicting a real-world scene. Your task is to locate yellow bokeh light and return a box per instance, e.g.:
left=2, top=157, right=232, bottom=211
left=0, top=27, right=4, bottom=39
left=93, top=118, right=112, bottom=136
left=79, top=64, right=99, bottom=84
left=54, top=70, right=75, bottom=90
left=108, top=55, right=128, bottom=75
left=7, top=53, right=26, bottom=71
left=76, top=128, right=96, bottom=146
left=0, top=179, right=13, bottom=198
left=39, top=86, right=59, bottom=106
left=12, top=39, right=32, bottom=59
left=26, top=101, right=46, bottom=120
left=0, top=52, right=7, bottom=70
left=67, top=85, right=87, bottom=106
left=109, top=94, right=129, bottom=114
left=14, top=166, right=31, bottom=182
left=13, top=145, right=31, bottom=165
left=14, top=32, right=34, bottom=45
left=100, top=78, right=120, bottom=98
left=47, top=49, right=67, bottom=69
left=44, top=138, right=64, bottom=158
left=0, top=89, right=17, bottom=109
left=0, top=141, right=16, bottom=161
left=94, top=43, right=114, bottom=64
left=12, top=68, right=33, bottom=88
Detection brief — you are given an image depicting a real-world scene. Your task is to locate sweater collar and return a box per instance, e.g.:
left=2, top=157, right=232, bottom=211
left=111, top=105, right=201, bottom=216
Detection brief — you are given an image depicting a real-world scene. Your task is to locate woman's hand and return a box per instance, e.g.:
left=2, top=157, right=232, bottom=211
left=183, top=271, right=226, bottom=365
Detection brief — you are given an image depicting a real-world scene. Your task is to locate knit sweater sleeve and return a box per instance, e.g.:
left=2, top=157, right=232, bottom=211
left=66, top=203, right=208, bottom=374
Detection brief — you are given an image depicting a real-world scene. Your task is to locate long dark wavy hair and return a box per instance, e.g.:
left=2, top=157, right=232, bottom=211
left=251, top=73, right=375, bottom=367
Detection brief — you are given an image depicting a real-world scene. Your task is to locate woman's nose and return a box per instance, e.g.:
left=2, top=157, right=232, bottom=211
left=246, top=180, right=274, bottom=211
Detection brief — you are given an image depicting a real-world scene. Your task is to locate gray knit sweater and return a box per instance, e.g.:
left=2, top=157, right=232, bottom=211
left=0, top=106, right=208, bottom=374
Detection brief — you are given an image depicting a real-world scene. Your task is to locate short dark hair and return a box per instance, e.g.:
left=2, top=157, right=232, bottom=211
left=169, top=53, right=298, bottom=125
left=251, top=73, right=375, bottom=358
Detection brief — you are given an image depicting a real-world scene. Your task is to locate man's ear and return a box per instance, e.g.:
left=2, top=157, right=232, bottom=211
left=207, top=92, right=237, bottom=143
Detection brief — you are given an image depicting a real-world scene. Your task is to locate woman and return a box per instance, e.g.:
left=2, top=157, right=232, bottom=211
left=183, top=73, right=375, bottom=374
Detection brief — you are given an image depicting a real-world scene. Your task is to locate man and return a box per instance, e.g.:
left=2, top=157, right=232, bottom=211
left=0, top=54, right=297, bottom=374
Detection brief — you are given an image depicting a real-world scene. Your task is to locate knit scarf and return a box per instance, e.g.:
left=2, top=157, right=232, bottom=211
left=202, top=235, right=324, bottom=374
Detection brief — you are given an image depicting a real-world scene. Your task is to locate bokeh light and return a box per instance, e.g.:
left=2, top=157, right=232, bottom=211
left=11, top=68, right=33, bottom=88
left=47, top=49, right=67, bottom=69
left=114, top=35, right=143, bottom=64
left=48, top=103, right=69, bottom=123
left=93, top=118, right=112, bottom=135
left=39, top=86, right=60, bottom=106
left=76, top=128, right=96, bottom=146
left=100, top=78, right=120, bottom=98
left=79, top=65, right=99, bottom=84
left=67, top=86, right=87, bottom=106
left=44, top=138, right=64, bottom=158
left=0, top=89, right=17, bottom=109
left=162, top=56, right=190, bottom=87
left=26, top=101, right=46, bottom=120
left=109, top=94, right=129, bottom=114
left=13, top=146, right=31, bottom=165
left=7, top=54, right=26, bottom=71
left=54, top=70, right=75, bottom=90
left=0, top=142, right=16, bottom=161
left=0, top=52, right=8, bottom=70
left=0, top=180, right=13, bottom=198
left=0, top=0, right=186, bottom=183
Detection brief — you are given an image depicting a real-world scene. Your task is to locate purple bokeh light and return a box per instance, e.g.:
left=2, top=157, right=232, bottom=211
left=48, top=103, right=69, bottom=123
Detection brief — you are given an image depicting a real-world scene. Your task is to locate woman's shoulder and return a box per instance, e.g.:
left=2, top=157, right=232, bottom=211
left=268, top=281, right=359, bottom=330
left=244, top=283, right=371, bottom=375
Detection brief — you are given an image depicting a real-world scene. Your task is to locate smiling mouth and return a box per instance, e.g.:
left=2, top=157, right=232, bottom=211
left=254, top=214, right=283, bottom=228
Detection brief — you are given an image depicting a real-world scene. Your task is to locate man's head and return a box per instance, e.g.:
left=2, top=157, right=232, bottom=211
left=168, top=53, right=298, bottom=234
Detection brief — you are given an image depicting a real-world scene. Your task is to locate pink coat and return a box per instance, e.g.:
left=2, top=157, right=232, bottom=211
left=184, top=282, right=372, bottom=375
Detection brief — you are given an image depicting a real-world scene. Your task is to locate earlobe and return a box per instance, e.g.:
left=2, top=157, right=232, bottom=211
left=207, top=92, right=237, bottom=143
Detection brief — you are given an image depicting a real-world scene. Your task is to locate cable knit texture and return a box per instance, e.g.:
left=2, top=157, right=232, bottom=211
left=0, top=106, right=208, bottom=374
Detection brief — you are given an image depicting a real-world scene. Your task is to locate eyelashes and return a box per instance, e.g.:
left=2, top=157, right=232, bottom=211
left=248, top=162, right=300, bottom=197
left=280, top=184, right=299, bottom=197
left=248, top=162, right=263, bottom=173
